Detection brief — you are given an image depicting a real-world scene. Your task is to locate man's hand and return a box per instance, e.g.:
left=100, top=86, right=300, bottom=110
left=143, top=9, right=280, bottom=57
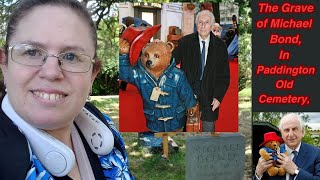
left=256, top=156, right=274, bottom=178
left=277, top=153, right=298, bottom=175
left=119, top=38, right=130, bottom=54
left=211, top=98, right=220, bottom=112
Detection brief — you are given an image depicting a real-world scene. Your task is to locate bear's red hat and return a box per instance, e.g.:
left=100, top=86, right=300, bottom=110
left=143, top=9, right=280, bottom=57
left=121, top=25, right=161, bottom=66
left=259, top=132, right=284, bottom=147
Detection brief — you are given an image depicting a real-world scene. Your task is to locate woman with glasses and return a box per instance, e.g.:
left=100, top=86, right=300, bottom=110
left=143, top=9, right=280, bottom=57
left=0, top=0, right=134, bottom=179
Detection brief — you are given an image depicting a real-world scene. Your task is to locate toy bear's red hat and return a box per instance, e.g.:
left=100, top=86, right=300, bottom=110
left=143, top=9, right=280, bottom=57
left=121, top=25, right=161, bottom=66
left=259, top=132, right=284, bottom=146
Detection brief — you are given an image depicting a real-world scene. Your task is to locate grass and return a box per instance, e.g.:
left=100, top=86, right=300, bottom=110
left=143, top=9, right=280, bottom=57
left=90, top=88, right=253, bottom=179
left=239, top=87, right=251, bottom=111
left=122, top=133, right=185, bottom=180
left=90, top=96, right=119, bottom=127
left=239, top=87, right=251, bottom=98
left=121, top=132, right=186, bottom=179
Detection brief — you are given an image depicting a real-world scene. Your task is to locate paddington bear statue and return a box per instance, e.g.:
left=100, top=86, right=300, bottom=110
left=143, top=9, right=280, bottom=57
left=119, top=25, right=196, bottom=132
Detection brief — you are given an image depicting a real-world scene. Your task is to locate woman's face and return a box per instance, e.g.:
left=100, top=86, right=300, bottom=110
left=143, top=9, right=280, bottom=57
left=1, top=6, right=98, bottom=130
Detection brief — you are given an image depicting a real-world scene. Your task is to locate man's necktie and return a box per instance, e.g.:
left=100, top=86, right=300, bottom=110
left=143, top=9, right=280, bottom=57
left=289, top=150, right=298, bottom=180
left=292, top=150, right=298, bottom=163
left=200, top=40, right=206, bottom=80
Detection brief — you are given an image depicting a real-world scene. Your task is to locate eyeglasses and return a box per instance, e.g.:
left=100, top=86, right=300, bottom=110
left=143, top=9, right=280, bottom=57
left=8, top=44, right=95, bottom=73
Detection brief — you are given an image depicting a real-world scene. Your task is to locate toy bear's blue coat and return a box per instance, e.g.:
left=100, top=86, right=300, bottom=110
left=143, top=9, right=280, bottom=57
left=262, top=144, right=286, bottom=161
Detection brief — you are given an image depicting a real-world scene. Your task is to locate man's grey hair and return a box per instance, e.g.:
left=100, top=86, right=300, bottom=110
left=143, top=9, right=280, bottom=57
left=195, top=10, right=215, bottom=26
left=278, top=113, right=305, bottom=130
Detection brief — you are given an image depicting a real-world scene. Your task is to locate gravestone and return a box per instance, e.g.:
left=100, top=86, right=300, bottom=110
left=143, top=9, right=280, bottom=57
left=186, top=133, right=245, bottom=180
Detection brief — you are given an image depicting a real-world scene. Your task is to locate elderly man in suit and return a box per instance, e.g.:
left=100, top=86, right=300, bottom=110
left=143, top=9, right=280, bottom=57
left=173, top=10, right=230, bottom=132
left=254, top=113, right=320, bottom=180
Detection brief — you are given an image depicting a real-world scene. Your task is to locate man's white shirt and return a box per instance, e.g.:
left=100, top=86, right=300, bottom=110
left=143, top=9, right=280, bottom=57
left=199, top=35, right=210, bottom=66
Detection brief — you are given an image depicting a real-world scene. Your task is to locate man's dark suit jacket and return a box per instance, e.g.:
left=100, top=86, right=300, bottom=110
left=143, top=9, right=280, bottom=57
left=173, top=32, right=230, bottom=122
left=254, top=142, right=320, bottom=180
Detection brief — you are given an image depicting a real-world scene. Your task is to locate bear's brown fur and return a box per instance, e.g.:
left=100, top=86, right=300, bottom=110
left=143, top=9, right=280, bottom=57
left=259, top=141, right=288, bottom=176
left=140, top=42, right=174, bottom=79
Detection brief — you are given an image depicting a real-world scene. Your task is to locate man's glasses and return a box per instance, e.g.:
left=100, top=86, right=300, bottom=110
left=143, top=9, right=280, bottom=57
left=8, top=44, right=95, bottom=73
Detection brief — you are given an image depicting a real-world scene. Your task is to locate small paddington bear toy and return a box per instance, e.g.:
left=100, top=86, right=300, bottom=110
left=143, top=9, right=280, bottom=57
left=119, top=27, right=196, bottom=132
left=259, top=132, right=288, bottom=176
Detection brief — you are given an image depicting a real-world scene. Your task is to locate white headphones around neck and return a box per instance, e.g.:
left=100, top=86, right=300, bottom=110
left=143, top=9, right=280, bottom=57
left=2, top=95, right=114, bottom=177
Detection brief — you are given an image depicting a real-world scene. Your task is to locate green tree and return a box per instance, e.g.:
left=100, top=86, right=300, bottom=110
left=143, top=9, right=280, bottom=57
left=238, top=0, right=251, bottom=91
left=0, top=0, right=18, bottom=46
left=82, top=0, right=119, bottom=95
left=94, top=14, right=119, bottom=95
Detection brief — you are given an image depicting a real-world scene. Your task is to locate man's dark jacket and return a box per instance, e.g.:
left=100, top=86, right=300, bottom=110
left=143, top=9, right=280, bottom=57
left=173, top=32, right=230, bottom=122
